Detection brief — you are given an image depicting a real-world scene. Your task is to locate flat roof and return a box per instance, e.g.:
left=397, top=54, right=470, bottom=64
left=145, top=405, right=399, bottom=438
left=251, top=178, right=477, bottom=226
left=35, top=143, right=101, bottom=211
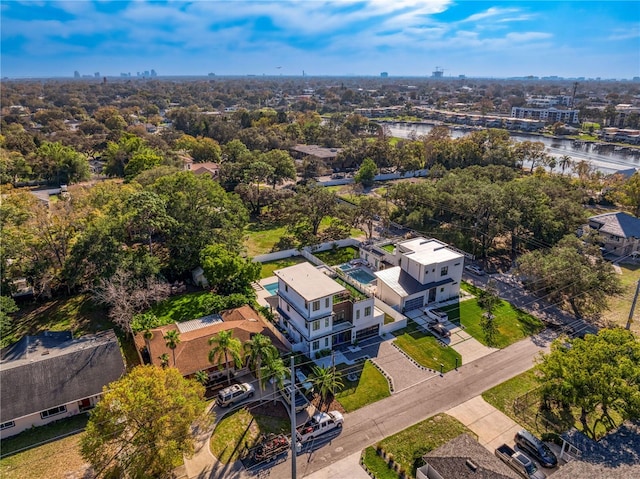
left=274, top=262, right=345, bottom=301
left=398, top=238, right=463, bottom=264
left=375, top=266, right=453, bottom=297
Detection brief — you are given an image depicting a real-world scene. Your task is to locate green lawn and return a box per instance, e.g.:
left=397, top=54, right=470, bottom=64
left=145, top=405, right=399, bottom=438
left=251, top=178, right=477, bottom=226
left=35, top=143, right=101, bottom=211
left=149, top=291, right=213, bottom=324
left=602, top=263, right=640, bottom=333
left=5, top=293, right=111, bottom=347
left=313, top=246, right=359, bottom=266
left=482, top=369, right=624, bottom=440
left=0, top=415, right=90, bottom=479
left=381, top=244, right=395, bottom=253
left=244, top=222, right=288, bottom=256
left=441, top=283, right=544, bottom=348
left=209, top=407, right=289, bottom=463
left=372, top=414, right=474, bottom=477
left=244, top=219, right=363, bottom=256
left=259, top=256, right=308, bottom=279
left=361, top=447, right=399, bottom=479
left=336, top=360, right=390, bottom=412
left=392, top=321, right=461, bottom=372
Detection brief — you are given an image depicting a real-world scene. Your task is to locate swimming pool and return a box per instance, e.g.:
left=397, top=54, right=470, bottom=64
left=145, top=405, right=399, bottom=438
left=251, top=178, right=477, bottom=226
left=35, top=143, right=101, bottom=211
left=338, top=264, right=352, bottom=271
left=264, top=282, right=279, bottom=295
left=346, top=268, right=377, bottom=285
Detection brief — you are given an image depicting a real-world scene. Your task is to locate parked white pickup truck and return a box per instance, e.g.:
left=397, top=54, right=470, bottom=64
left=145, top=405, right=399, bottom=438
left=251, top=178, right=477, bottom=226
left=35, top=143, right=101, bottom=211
left=296, top=411, right=343, bottom=442
left=495, top=444, right=546, bottom=479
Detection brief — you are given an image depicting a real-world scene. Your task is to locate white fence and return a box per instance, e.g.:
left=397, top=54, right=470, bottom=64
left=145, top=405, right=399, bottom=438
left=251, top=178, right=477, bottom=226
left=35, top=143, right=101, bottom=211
left=375, top=298, right=408, bottom=334
left=253, top=249, right=300, bottom=263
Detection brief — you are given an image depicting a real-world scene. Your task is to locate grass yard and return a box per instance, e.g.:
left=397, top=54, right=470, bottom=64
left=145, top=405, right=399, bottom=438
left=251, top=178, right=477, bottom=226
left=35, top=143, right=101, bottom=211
left=259, top=256, right=307, bottom=279
left=381, top=244, right=395, bottom=253
left=209, top=407, right=289, bottom=464
left=602, top=263, right=640, bottom=333
left=0, top=415, right=90, bottom=479
left=244, top=219, right=363, bottom=256
left=244, top=222, right=288, bottom=256
left=0, top=433, right=88, bottom=479
left=149, top=290, right=213, bottom=324
left=361, top=446, right=399, bottom=479
left=313, top=246, right=359, bottom=266
left=441, top=283, right=544, bottom=348
left=336, top=360, right=390, bottom=412
left=392, top=321, right=461, bottom=372
left=482, top=370, right=624, bottom=440
left=371, top=414, right=474, bottom=477
left=5, top=293, right=111, bottom=347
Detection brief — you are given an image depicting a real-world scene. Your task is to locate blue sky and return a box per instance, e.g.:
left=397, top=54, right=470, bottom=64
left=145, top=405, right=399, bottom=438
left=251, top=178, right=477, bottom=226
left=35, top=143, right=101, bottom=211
left=1, top=1, right=639, bottom=78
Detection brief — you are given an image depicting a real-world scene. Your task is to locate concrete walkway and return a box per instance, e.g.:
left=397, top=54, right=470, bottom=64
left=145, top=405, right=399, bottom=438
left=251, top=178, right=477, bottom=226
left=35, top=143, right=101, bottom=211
left=447, top=396, right=523, bottom=452
left=373, top=340, right=438, bottom=392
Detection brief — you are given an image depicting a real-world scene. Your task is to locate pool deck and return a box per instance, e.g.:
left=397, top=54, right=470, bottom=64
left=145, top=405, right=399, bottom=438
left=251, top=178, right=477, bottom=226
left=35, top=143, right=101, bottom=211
left=255, top=276, right=279, bottom=307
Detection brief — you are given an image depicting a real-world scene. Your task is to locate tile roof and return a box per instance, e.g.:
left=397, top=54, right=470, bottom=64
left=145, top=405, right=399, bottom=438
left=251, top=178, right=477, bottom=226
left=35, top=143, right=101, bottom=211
left=144, top=305, right=288, bottom=376
left=0, top=330, right=125, bottom=423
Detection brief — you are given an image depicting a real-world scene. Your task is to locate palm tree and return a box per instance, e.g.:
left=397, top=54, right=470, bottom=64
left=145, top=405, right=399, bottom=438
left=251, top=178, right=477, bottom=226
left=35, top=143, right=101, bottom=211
left=559, top=155, right=572, bottom=176
left=309, top=365, right=344, bottom=411
left=193, top=370, right=209, bottom=387
left=208, top=330, right=243, bottom=385
left=158, top=353, right=170, bottom=368
left=244, top=333, right=278, bottom=390
left=261, top=355, right=289, bottom=404
left=163, top=330, right=181, bottom=367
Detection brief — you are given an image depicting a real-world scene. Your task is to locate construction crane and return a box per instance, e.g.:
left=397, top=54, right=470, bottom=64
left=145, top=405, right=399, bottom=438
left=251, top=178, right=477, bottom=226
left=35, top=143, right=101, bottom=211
left=432, top=66, right=445, bottom=78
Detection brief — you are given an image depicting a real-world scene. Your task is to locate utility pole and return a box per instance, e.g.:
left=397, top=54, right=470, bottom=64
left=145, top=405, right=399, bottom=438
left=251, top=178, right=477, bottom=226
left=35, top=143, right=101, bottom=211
left=290, top=356, right=297, bottom=479
left=626, top=279, right=640, bottom=330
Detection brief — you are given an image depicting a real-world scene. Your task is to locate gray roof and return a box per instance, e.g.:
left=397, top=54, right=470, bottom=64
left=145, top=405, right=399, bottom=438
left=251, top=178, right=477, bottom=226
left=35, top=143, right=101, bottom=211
left=291, top=144, right=342, bottom=159
left=176, top=314, right=223, bottom=333
left=0, top=330, right=126, bottom=422
left=419, top=434, right=519, bottom=479
left=274, top=262, right=345, bottom=301
left=589, top=211, right=640, bottom=239
left=553, top=422, right=640, bottom=478
left=375, top=266, right=453, bottom=297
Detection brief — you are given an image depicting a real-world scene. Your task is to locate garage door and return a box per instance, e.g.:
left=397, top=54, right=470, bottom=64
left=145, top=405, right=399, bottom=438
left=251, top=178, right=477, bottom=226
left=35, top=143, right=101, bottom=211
left=404, top=296, right=424, bottom=312
left=355, top=325, right=379, bottom=341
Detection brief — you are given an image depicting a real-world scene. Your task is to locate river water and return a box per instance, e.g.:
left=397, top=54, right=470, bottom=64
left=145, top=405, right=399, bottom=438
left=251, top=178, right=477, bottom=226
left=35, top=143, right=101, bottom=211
left=384, top=121, right=640, bottom=174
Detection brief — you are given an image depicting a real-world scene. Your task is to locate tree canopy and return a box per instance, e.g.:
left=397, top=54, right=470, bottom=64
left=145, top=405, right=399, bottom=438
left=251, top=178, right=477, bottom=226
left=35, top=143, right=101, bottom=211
left=80, top=365, right=208, bottom=479
left=535, top=328, right=640, bottom=439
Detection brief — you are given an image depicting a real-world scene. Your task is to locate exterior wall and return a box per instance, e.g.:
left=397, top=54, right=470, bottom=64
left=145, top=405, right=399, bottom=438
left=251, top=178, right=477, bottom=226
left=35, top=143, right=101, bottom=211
left=377, top=280, right=403, bottom=310
left=277, top=279, right=333, bottom=321
left=351, top=297, right=377, bottom=329
left=1, top=394, right=101, bottom=439
left=601, top=234, right=640, bottom=257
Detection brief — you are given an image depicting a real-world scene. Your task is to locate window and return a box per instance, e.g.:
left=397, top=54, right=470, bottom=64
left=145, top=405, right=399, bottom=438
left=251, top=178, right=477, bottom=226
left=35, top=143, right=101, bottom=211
left=440, top=266, right=448, bottom=276
left=285, top=284, right=288, bottom=292
left=325, top=318, right=330, bottom=328
left=312, top=300, right=320, bottom=311
left=40, top=405, right=67, bottom=419
left=454, top=262, right=460, bottom=266
left=325, top=338, right=329, bottom=347
left=365, top=306, right=372, bottom=317
left=312, top=340, right=319, bottom=351
left=356, top=309, right=361, bottom=320
left=0, top=421, right=15, bottom=430
left=286, top=304, right=290, bottom=312
left=312, top=320, right=320, bottom=331
left=440, top=287, right=444, bottom=292
left=325, top=298, right=330, bottom=308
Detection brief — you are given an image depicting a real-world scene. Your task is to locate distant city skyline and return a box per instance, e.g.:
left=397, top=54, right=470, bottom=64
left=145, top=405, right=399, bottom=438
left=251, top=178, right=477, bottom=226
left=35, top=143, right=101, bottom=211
left=1, top=1, right=639, bottom=79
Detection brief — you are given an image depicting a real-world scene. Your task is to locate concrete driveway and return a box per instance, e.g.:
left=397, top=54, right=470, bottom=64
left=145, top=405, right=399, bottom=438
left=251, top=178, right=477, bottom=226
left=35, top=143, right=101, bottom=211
left=447, top=395, right=523, bottom=452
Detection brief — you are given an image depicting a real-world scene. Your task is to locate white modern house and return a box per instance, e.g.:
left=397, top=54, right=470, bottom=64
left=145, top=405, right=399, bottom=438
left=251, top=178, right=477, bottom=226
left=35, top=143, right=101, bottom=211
left=373, top=237, right=464, bottom=312
left=274, top=262, right=383, bottom=356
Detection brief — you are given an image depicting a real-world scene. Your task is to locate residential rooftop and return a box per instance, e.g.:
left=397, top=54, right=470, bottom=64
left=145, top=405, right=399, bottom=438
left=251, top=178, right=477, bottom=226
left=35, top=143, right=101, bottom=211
left=589, top=211, right=640, bottom=239
left=274, top=262, right=346, bottom=301
left=398, top=238, right=464, bottom=264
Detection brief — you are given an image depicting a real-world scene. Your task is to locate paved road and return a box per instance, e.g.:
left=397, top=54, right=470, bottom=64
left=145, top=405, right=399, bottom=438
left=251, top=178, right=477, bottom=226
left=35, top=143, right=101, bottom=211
left=266, top=332, right=554, bottom=479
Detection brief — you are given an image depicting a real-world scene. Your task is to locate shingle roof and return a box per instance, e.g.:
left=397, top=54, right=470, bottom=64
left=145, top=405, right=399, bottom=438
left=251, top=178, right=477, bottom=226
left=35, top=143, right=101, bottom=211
left=420, top=434, right=519, bottom=479
left=0, top=330, right=125, bottom=423
left=291, top=145, right=342, bottom=159
left=589, top=211, right=640, bottom=239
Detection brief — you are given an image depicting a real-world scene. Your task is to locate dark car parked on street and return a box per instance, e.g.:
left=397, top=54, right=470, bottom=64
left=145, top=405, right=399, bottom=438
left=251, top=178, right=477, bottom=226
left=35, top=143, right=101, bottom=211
left=514, top=429, right=558, bottom=468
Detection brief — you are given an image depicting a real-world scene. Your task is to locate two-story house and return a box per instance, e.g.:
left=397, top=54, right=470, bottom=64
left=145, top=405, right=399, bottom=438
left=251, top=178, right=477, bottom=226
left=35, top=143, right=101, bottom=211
left=373, top=237, right=464, bottom=312
left=274, top=262, right=383, bottom=356
left=588, top=211, right=640, bottom=258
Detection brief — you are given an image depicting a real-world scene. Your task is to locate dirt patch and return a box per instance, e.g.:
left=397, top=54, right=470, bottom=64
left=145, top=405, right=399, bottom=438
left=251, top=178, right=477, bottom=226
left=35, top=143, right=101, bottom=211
left=309, top=393, right=346, bottom=414
left=251, top=401, right=289, bottom=419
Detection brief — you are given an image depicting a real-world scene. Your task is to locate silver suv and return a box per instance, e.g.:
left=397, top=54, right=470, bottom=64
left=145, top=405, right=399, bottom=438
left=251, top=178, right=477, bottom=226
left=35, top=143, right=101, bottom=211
left=216, top=382, right=255, bottom=408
